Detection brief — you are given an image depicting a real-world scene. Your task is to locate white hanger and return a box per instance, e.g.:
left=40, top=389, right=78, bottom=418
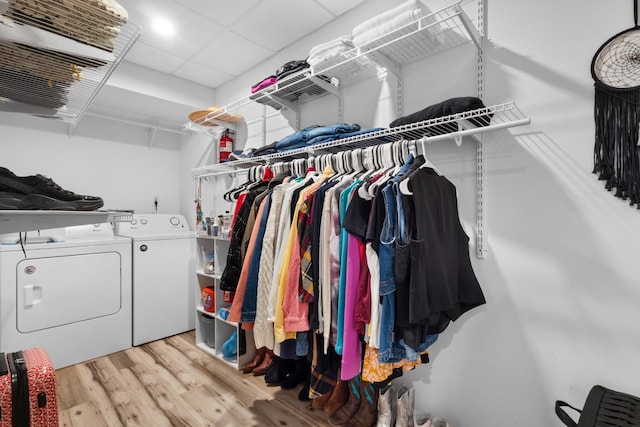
left=367, top=143, right=395, bottom=197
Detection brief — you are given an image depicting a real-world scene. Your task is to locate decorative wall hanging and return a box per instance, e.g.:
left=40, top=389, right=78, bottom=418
left=591, top=0, right=640, bottom=208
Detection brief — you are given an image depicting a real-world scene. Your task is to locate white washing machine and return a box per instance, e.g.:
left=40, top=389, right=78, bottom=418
left=0, top=223, right=132, bottom=369
left=114, top=214, right=196, bottom=346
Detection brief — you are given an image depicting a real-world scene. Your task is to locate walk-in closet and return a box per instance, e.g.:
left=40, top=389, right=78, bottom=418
left=1, top=0, right=639, bottom=426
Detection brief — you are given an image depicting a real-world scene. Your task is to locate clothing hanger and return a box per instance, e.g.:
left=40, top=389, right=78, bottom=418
left=223, top=166, right=252, bottom=201
left=343, top=148, right=363, bottom=180
left=392, top=141, right=402, bottom=166
left=357, top=147, right=376, bottom=198
left=399, top=146, right=443, bottom=195
left=367, top=143, right=396, bottom=197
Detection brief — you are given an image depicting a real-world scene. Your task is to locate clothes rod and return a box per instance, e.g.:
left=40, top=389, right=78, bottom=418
left=419, top=118, right=531, bottom=145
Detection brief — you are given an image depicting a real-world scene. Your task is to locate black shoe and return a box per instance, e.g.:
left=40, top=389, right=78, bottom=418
left=0, top=167, right=103, bottom=211
left=298, top=376, right=311, bottom=401
left=265, top=357, right=295, bottom=386
left=264, top=357, right=281, bottom=386
left=280, top=358, right=310, bottom=390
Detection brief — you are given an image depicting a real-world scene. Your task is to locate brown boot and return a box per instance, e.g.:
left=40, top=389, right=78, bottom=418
left=328, top=376, right=362, bottom=426
left=241, top=346, right=266, bottom=374
left=311, top=388, right=333, bottom=411
left=344, top=380, right=378, bottom=427
left=252, top=348, right=274, bottom=376
left=323, top=380, right=349, bottom=416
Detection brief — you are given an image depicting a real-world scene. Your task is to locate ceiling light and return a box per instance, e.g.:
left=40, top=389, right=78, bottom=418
left=151, top=16, right=176, bottom=38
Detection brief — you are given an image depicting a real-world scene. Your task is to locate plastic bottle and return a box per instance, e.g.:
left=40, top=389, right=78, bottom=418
left=196, top=199, right=203, bottom=233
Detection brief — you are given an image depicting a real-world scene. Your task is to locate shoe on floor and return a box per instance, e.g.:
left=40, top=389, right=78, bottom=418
left=242, top=346, right=266, bottom=374
left=252, top=349, right=275, bottom=376
left=377, top=383, right=397, bottom=427
left=413, top=411, right=432, bottom=427
left=0, top=167, right=103, bottom=211
left=265, top=357, right=295, bottom=386
left=280, top=358, right=310, bottom=389
left=430, top=417, right=451, bottom=427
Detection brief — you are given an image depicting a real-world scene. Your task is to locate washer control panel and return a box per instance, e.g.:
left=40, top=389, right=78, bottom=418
left=115, top=214, right=190, bottom=235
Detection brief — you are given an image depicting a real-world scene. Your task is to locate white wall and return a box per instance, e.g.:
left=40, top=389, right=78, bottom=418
left=182, top=0, right=640, bottom=426
left=0, top=114, right=183, bottom=216
left=2, top=0, right=637, bottom=423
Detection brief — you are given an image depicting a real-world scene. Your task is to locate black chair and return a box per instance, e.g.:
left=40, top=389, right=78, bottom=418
left=556, top=385, right=640, bottom=426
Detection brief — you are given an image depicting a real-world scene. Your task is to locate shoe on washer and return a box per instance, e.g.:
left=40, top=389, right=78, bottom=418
left=0, top=167, right=104, bottom=211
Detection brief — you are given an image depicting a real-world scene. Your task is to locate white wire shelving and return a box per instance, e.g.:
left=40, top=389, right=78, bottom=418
left=0, top=0, right=141, bottom=126
left=188, top=0, right=529, bottom=258
left=0, top=210, right=132, bottom=234
left=184, top=0, right=477, bottom=133
left=191, top=102, right=530, bottom=177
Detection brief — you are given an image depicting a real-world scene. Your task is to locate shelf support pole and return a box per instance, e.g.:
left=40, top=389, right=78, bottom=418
left=338, top=84, right=344, bottom=123
left=262, top=104, right=267, bottom=146
left=476, top=0, right=487, bottom=259
left=397, top=65, right=403, bottom=118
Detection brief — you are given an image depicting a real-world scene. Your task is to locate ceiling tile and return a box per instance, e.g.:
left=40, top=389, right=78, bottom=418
left=191, top=31, right=275, bottom=76
left=118, top=0, right=224, bottom=59
left=314, top=0, right=366, bottom=16
left=231, top=0, right=334, bottom=51
left=125, top=42, right=187, bottom=74
left=172, top=62, right=234, bottom=89
left=171, top=0, right=261, bottom=27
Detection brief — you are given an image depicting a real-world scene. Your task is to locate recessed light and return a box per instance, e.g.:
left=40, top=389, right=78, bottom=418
left=151, top=16, right=176, bottom=38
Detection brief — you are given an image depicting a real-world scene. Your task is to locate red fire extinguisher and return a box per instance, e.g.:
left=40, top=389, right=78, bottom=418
left=219, top=130, right=233, bottom=163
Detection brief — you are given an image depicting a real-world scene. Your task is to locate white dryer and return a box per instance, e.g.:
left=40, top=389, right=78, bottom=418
left=0, top=223, right=132, bottom=369
left=114, top=214, right=196, bottom=346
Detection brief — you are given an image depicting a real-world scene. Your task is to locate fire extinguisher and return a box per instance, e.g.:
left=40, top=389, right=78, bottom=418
left=219, top=130, right=233, bottom=163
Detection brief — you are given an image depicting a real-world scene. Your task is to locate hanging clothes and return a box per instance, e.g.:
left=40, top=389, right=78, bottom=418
left=220, top=179, right=269, bottom=292
left=228, top=141, right=486, bottom=388
left=406, top=167, right=486, bottom=331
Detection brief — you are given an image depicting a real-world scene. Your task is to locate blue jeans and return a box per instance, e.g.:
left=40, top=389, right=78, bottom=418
left=378, top=182, right=398, bottom=363
left=379, top=156, right=417, bottom=363
left=275, top=123, right=361, bottom=152
left=275, top=125, right=319, bottom=151
left=400, top=334, right=439, bottom=362
left=304, top=123, right=360, bottom=140
left=303, top=127, right=385, bottom=148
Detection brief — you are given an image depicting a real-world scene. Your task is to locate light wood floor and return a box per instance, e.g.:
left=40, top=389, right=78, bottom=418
left=55, top=331, right=332, bottom=427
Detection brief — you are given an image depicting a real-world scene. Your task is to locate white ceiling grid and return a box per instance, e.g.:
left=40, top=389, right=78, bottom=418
left=118, top=0, right=367, bottom=88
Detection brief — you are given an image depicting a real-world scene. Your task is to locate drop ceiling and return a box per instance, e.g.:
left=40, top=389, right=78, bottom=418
left=76, top=0, right=365, bottom=132
left=116, top=0, right=366, bottom=89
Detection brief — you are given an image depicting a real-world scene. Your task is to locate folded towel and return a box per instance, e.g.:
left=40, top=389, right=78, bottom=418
left=308, top=45, right=353, bottom=67
left=352, top=8, right=426, bottom=48
left=352, top=0, right=423, bottom=36
left=309, top=35, right=354, bottom=58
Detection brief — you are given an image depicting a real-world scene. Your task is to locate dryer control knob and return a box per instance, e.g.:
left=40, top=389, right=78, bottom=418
left=170, top=216, right=181, bottom=226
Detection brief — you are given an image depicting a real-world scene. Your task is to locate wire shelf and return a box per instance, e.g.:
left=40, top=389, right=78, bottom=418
left=0, top=0, right=141, bottom=125
left=0, top=210, right=132, bottom=234
left=185, top=0, right=475, bottom=129
left=191, top=102, right=530, bottom=177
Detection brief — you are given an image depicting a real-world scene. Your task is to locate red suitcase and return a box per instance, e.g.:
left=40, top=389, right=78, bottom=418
left=0, top=348, right=58, bottom=427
